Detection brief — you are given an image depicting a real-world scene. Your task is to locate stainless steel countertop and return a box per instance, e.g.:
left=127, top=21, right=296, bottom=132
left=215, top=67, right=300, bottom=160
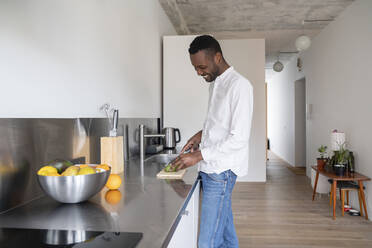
left=0, top=151, right=200, bottom=248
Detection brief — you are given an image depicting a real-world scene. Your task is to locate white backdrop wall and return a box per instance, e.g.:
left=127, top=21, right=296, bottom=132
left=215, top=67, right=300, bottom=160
left=0, top=0, right=176, bottom=118
left=221, top=39, right=266, bottom=182
left=163, top=36, right=266, bottom=182
left=163, top=35, right=208, bottom=143
left=267, top=57, right=304, bottom=166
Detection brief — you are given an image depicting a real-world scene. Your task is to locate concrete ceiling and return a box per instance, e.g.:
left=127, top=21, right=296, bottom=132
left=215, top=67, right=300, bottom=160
left=159, top=0, right=354, bottom=77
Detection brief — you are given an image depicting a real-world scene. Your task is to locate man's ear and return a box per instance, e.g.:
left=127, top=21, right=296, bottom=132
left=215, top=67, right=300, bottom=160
left=214, top=52, right=222, bottom=64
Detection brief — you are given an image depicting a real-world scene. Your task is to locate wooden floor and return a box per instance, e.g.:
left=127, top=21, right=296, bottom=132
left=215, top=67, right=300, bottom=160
left=233, top=151, right=372, bottom=248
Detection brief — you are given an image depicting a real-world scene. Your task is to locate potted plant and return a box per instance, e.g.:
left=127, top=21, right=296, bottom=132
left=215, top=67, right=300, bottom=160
left=317, top=145, right=328, bottom=170
left=333, top=144, right=350, bottom=176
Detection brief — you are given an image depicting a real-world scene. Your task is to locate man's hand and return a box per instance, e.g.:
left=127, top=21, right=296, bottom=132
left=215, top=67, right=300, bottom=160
left=171, top=151, right=203, bottom=171
left=180, top=130, right=202, bottom=154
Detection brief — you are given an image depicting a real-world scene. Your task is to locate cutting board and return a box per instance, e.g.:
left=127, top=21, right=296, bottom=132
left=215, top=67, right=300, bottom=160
left=157, top=168, right=187, bottom=179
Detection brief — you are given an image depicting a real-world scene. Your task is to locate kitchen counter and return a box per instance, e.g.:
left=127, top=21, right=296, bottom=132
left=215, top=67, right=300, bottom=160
left=0, top=151, right=200, bottom=248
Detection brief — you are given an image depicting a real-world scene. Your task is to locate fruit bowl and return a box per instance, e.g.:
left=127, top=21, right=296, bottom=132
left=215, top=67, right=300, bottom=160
left=37, top=165, right=110, bottom=203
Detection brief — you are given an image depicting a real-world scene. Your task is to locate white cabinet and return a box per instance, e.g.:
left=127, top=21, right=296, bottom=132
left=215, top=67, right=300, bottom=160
left=168, top=180, right=200, bottom=248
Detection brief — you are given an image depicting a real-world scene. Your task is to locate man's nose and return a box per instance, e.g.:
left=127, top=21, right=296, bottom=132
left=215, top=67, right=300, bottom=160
left=196, top=69, right=203, bottom=76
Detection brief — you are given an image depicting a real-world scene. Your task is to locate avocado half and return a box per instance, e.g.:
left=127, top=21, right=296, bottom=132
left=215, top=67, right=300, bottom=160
left=47, top=159, right=73, bottom=174
left=164, top=163, right=177, bottom=172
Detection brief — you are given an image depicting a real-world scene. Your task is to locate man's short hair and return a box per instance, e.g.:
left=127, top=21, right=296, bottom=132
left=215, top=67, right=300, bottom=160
left=188, top=35, right=223, bottom=57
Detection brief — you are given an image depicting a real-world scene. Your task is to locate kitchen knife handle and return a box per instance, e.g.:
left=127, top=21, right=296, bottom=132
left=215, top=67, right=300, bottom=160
left=113, top=109, right=119, bottom=130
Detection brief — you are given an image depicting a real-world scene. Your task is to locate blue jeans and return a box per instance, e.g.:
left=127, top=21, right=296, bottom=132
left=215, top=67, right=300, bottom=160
left=198, top=170, right=238, bottom=248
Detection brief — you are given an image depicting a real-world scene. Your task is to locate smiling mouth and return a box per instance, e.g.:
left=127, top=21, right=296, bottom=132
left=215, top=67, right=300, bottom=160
left=202, top=74, right=209, bottom=80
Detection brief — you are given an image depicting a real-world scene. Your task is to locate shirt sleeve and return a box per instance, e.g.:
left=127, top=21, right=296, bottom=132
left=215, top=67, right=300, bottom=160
left=200, top=79, right=253, bottom=162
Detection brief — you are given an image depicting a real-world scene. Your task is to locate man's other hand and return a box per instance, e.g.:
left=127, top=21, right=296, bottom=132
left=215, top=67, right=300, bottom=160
left=171, top=151, right=203, bottom=171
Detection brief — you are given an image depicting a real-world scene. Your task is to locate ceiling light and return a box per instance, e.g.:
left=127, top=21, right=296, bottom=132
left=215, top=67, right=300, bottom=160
left=273, top=61, right=283, bottom=72
left=295, top=19, right=333, bottom=52
left=295, top=35, right=311, bottom=51
left=272, top=52, right=298, bottom=72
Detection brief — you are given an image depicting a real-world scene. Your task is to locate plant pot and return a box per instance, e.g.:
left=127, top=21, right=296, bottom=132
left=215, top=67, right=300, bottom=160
left=333, top=164, right=346, bottom=176
left=317, top=158, right=327, bottom=170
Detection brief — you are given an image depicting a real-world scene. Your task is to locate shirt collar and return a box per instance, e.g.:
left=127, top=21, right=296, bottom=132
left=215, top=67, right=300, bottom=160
left=215, top=66, right=233, bottom=83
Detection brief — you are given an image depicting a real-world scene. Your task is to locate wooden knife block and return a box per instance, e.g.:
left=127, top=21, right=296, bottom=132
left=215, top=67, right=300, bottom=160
left=100, top=136, right=124, bottom=174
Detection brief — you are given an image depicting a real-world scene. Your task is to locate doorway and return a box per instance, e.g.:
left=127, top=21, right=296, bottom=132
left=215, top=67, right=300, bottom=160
left=294, top=78, right=306, bottom=167
left=265, top=83, right=268, bottom=161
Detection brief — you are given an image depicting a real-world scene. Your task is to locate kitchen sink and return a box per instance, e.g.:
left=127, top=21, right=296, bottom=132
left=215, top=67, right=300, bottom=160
left=144, top=154, right=178, bottom=164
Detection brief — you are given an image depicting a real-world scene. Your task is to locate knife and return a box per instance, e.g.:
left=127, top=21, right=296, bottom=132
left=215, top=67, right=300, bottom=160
left=109, top=109, right=119, bottom=137
left=169, top=149, right=191, bottom=167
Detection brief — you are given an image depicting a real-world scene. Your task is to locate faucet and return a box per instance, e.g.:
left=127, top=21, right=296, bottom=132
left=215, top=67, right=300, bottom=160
left=139, top=124, right=165, bottom=161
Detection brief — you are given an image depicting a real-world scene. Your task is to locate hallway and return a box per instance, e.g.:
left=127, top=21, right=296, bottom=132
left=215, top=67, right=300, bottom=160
left=233, top=151, right=372, bottom=247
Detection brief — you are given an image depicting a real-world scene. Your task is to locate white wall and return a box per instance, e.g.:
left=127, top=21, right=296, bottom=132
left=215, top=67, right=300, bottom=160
left=221, top=39, right=266, bottom=182
left=303, top=0, right=372, bottom=217
left=163, top=35, right=208, bottom=142
left=267, top=57, right=304, bottom=166
left=268, top=0, right=372, bottom=218
left=164, top=36, right=266, bottom=182
left=0, top=0, right=176, bottom=118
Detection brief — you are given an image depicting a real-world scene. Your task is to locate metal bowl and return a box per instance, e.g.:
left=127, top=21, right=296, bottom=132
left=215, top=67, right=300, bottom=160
left=37, top=165, right=110, bottom=203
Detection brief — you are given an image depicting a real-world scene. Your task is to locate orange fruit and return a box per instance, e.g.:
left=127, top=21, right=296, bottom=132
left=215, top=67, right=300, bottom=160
left=105, top=190, right=122, bottom=205
left=105, top=174, right=122, bottom=190
left=96, top=164, right=110, bottom=171
left=79, top=164, right=89, bottom=168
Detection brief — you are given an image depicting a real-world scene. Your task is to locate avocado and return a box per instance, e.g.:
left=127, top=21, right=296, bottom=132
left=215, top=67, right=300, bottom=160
left=46, top=159, right=73, bottom=174
left=164, top=163, right=177, bottom=172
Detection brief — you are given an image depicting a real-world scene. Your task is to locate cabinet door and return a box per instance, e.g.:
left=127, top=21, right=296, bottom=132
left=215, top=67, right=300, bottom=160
left=168, top=180, right=200, bottom=248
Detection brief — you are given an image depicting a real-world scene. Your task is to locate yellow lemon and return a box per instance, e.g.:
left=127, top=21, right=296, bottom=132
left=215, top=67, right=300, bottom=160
left=37, top=166, right=58, bottom=176
left=37, top=170, right=48, bottom=176
left=45, top=171, right=61, bottom=176
left=61, top=166, right=79, bottom=176
left=96, top=164, right=110, bottom=171
left=105, top=174, right=122, bottom=190
left=77, top=167, right=96, bottom=175
left=105, top=190, right=122, bottom=205
left=66, top=165, right=78, bottom=170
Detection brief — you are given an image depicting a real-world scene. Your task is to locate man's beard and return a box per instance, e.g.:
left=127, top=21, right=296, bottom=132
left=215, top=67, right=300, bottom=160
left=202, top=67, right=219, bottom=82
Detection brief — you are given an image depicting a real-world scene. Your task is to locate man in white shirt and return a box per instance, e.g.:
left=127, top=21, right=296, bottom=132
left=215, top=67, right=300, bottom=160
left=171, top=35, right=253, bottom=248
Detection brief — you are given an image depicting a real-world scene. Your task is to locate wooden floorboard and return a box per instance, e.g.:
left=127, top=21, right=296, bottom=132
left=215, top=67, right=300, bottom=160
left=233, top=151, right=372, bottom=248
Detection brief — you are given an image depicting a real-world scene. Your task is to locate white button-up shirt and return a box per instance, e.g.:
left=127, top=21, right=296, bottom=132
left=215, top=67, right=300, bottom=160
left=199, top=66, right=253, bottom=177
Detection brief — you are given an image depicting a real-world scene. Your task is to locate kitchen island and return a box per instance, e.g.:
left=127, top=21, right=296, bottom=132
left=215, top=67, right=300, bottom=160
left=0, top=152, right=200, bottom=248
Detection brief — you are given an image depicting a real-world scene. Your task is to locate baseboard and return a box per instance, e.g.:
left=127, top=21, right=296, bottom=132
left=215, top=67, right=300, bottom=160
left=269, top=151, right=295, bottom=167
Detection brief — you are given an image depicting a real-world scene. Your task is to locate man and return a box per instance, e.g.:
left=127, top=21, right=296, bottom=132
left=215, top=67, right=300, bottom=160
left=171, top=35, right=253, bottom=248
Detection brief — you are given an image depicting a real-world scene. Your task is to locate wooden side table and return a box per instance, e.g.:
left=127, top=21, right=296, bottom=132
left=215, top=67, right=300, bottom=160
left=312, top=165, right=370, bottom=220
